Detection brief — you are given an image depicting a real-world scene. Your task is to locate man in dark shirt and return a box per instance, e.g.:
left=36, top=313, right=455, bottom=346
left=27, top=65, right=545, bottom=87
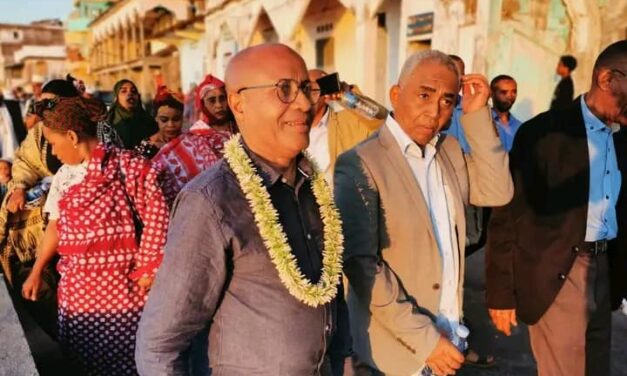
left=135, top=43, right=349, bottom=376
left=550, top=54, right=577, bottom=110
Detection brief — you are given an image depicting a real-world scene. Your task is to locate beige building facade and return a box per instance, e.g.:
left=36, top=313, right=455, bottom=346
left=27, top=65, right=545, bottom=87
left=200, top=0, right=626, bottom=121
left=89, top=0, right=201, bottom=100
left=0, top=21, right=66, bottom=90
left=82, top=0, right=625, bottom=120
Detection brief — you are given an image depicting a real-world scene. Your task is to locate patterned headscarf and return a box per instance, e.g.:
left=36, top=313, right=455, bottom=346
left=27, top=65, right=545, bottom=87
left=42, top=97, right=107, bottom=134
left=194, top=74, right=229, bottom=124
left=153, top=85, right=184, bottom=115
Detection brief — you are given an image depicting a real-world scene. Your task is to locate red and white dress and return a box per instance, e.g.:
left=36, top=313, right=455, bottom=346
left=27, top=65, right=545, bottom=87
left=153, top=120, right=232, bottom=202
left=45, top=143, right=169, bottom=375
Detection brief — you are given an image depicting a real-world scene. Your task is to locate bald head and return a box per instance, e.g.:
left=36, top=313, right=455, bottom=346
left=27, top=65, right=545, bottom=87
left=225, top=43, right=313, bottom=166
left=225, top=43, right=306, bottom=94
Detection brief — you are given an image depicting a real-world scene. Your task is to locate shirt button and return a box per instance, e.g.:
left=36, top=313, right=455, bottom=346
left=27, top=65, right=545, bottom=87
left=607, top=171, right=610, bottom=175
left=606, top=195, right=610, bottom=200
left=307, top=233, right=312, bottom=240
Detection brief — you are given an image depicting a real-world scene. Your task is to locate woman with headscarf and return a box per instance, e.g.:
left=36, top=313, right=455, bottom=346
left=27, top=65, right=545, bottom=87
left=194, top=74, right=236, bottom=133
left=152, top=75, right=235, bottom=202
left=21, top=96, right=169, bottom=375
left=134, top=86, right=184, bottom=159
left=107, top=79, right=158, bottom=150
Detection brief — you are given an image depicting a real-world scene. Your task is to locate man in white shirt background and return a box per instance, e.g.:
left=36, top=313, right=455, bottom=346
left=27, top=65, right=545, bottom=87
left=306, top=69, right=385, bottom=183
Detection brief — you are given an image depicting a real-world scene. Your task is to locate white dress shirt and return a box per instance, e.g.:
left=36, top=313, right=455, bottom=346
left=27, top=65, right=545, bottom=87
left=0, top=104, right=18, bottom=160
left=307, top=108, right=332, bottom=182
left=386, top=115, right=460, bottom=334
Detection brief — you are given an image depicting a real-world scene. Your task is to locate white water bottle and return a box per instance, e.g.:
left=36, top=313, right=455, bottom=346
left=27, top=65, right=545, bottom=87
left=338, top=90, right=388, bottom=120
left=316, top=72, right=388, bottom=120
left=422, top=324, right=470, bottom=376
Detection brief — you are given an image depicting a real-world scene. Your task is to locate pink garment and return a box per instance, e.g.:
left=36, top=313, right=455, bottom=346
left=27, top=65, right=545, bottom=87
left=153, top=121, right=232, bottom=202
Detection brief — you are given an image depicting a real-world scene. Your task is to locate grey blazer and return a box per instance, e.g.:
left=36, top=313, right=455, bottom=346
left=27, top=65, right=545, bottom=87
left=334, top=106, right=513, bottom=375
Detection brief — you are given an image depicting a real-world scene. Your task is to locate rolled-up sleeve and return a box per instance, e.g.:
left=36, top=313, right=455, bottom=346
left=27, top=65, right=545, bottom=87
left=135, top=189, right=228, bottom=376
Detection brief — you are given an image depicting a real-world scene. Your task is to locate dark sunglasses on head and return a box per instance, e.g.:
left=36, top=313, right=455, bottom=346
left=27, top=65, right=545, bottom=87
left=28, top=98, right=59, bottom=117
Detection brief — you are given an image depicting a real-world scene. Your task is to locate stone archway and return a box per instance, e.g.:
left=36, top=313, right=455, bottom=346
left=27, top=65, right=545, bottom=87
left=248, top=7, right=279, bottom=46
left=214, top=23, right=238, bottom=78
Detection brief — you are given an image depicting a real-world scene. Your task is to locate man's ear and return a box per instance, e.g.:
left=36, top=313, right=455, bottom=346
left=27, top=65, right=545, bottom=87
left=596, top=68, right=613, bottom=92
left=389, top=85, right=401, bottom=112
left=228, top=91, right=245, bottom=124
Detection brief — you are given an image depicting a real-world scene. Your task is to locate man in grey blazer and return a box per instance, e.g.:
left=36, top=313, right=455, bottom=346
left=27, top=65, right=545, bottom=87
left=334, top=50, right=513, bottom=376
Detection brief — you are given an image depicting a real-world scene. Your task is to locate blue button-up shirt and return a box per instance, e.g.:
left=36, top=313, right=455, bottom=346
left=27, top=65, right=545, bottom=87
left=582, top=95, right=621, bottom=241
left=492, top=109, right=522, bottom=153
left=444, top=100, right=521, bottom=153
left=443, top=101, right=469, bottom=152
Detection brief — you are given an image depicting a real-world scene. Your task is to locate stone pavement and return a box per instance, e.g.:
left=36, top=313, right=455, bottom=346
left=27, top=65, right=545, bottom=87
left=0, top=274, right=39, bottom=376
left=5, top=249, right=627, bottom=375
left=459, top=249, right=627, bottom=376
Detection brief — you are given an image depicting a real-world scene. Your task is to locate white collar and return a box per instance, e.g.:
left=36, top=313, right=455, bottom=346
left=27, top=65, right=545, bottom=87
left=386, top=114, right=440, bottom=158
left=313, top=107, right=331, bottom=129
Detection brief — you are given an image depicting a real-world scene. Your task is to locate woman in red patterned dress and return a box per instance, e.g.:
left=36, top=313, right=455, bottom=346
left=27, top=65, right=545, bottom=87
left=153, top=75, right=236, bottom=202
left=21, top=96, right=169, bottom=375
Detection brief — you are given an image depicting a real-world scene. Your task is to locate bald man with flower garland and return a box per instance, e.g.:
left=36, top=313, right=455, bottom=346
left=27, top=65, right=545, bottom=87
left=136, top=43, right=350, bottom=376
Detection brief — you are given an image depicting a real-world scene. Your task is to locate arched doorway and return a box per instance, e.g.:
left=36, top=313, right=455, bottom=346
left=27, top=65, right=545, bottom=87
left=249, top=8, right=279, bottom=46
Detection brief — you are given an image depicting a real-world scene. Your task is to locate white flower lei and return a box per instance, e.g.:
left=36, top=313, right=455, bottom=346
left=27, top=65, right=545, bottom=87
left=223, top=134, right=344, bottom=307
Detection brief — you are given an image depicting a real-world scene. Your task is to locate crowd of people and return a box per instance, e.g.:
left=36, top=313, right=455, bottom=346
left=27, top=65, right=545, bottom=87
left=0, top=38, right=624, bottom=376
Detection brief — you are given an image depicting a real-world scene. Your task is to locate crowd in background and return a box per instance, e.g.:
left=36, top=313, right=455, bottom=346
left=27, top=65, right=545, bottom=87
left=0, top=38, right=624, bottom=376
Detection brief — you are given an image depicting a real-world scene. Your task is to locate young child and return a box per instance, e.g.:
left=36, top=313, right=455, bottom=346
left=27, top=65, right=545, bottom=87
left=0, top=159, right=12, bottom=202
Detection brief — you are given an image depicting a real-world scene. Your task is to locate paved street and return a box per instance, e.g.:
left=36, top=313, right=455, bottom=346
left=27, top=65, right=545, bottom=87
left=9, top=248, right=627, bottom=375
left=459, top=249, right=627, bottom=376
